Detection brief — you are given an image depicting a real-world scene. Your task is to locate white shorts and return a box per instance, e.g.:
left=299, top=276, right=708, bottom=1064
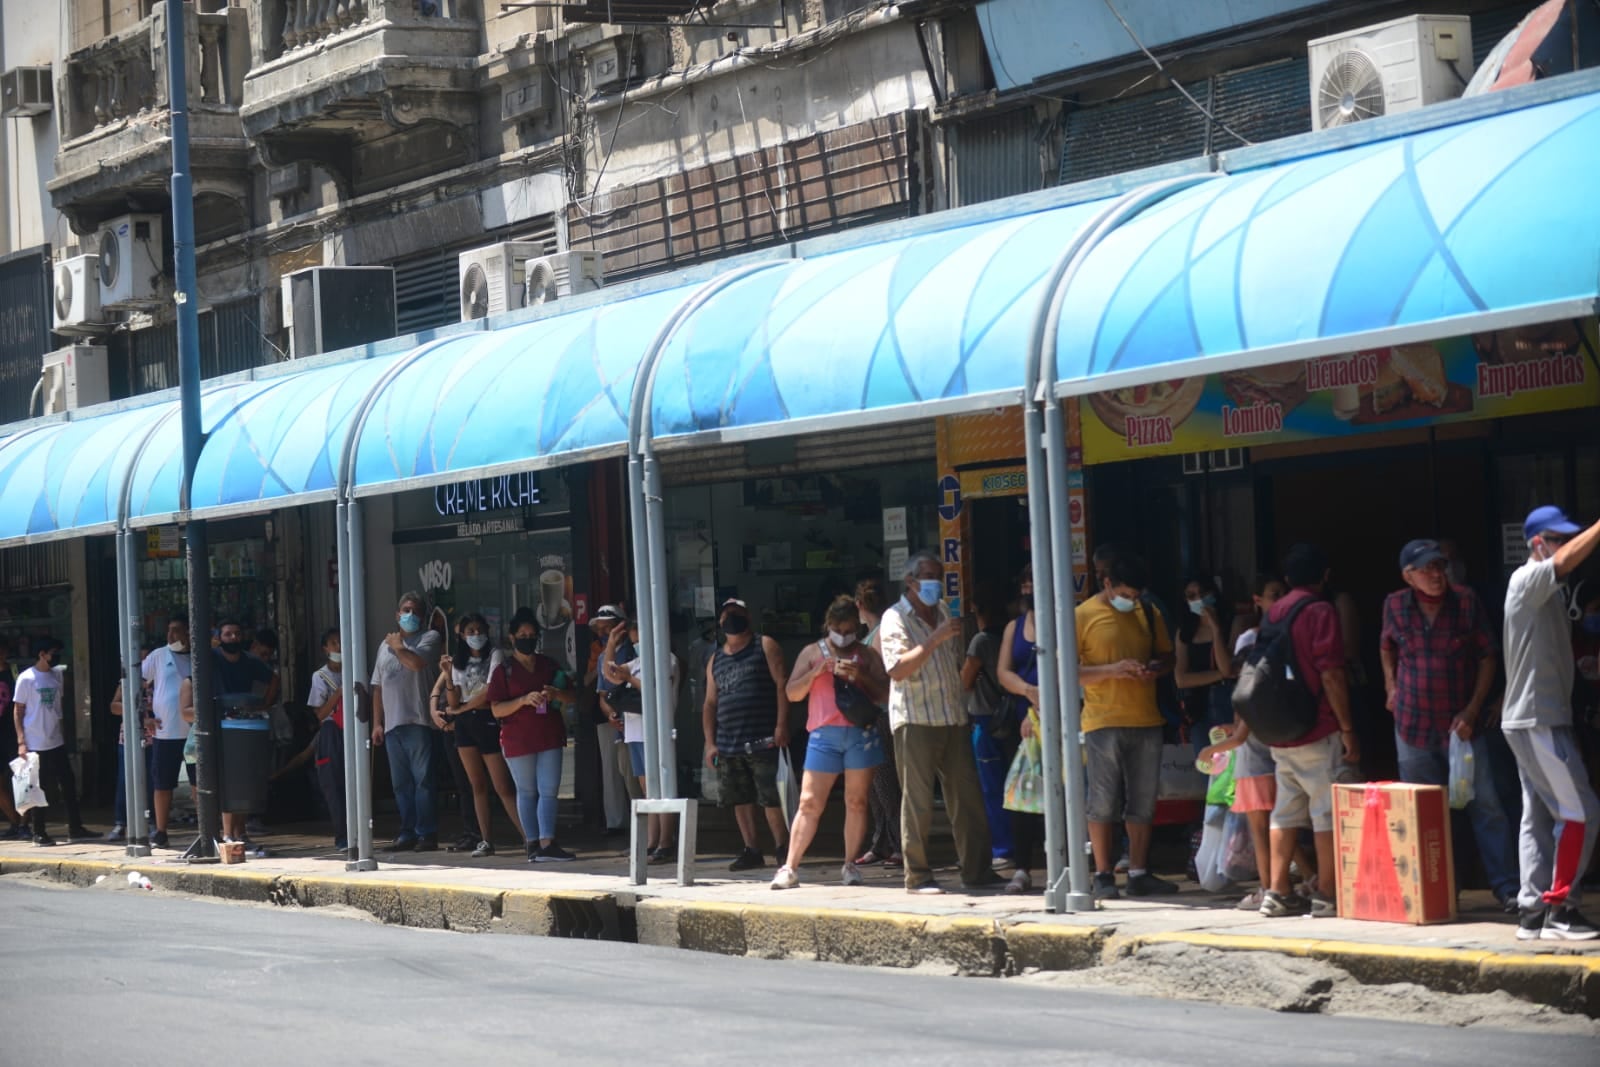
left=1269, top=732, right=1344, bottom=833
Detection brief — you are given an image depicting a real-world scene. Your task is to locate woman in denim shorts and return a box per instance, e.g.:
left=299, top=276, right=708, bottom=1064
left=770, top=597, right=888, bottom=890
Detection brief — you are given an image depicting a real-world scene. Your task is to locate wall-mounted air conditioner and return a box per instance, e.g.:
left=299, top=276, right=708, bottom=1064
left=40, top=345, right=110, bottom=414
left=458, top=241, right=547, bottom=321
left=1308, top=14, right=1473, bottom=130
left=96, top=213, right=163, bottom=307
left=525, top=251, right=604, bottom=306
left=2, top=66, right=51, bottom=117
left=501, top=68, right=552, bottom=122
left=587, top=36, right=641, bottom=92
left=53, top=254, right=104, bottom=334
left=282, top=266, right=397, bottom=358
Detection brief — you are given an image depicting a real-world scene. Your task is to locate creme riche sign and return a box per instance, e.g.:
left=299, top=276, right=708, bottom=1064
left=433, top=472, right=541, bottom=517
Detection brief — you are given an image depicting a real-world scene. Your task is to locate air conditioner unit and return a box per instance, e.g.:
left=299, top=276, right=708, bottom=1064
left=525, top=251, right=604, bottom=306
left=501, top=69, right=552, bottom=122
left=1, top=65, right=51, bottom=117
left=458, top=241, right=547, bottom=321
left=39, top=345, right=110, bottom=414
left=1308, top=14, right=1473, bottom=131
left=282, top=266, right=397, bottom=357
left=52, top=254, right=103, bottom=334
left=587, top=36, right=641, bottom=91
left=96, top=213, right=163, bottom=307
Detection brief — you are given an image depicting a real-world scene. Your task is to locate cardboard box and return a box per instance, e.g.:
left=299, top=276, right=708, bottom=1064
left=218, top=841, right=246, bottom=865
left=1333, top=782, right=1455, bottom=924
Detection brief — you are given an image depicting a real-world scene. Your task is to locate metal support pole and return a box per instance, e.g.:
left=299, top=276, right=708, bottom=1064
left=118, top=530, right=152, bottom=857
left=336, top=499, right=361, bottom=867
left=1042, top=401, right=1093, bottom=911
left=345, top=498, right=377, bottom=870
left=626, top=451, right=661, bottom=802
left=643, top=454, right=676, bottom=798
left=181, top=519, right=218, bottom=859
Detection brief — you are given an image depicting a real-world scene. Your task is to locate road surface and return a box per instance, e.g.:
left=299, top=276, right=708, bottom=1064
left=4, top=877, right=1592, bottom=1065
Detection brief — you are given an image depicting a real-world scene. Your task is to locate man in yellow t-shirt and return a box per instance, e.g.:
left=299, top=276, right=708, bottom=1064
left=1075, top=552, right=1176, bottom=901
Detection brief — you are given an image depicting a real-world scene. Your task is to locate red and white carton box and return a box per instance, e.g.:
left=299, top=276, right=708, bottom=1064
left=1333, top=782, right=1456, bottom=925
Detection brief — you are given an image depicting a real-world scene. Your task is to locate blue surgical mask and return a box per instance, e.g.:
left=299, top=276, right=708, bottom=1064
left=1110, top=595, right=1137, bottom=614
left=1188, top=594, right=1216, bottom=616
left=398, top=612, right=421, bottom=634
left=466, top=633, right=489, bottom=651
left=1583, top=614, right=1600, bottom=636
left=917, top=580, right=943, bottom=607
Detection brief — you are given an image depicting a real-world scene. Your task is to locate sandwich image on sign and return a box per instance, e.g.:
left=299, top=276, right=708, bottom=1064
left=1359, top=345, right=1472, bottom=422
left=1219, top=363, right=1309, bottom=415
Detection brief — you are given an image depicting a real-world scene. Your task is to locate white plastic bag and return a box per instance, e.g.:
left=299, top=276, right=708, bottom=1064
left=1447, top=733, right=1475, bottom=810
left=10, top=753, right=46, bottom=814
left=775, top=747, right=799, bottom=830
left=1194, top=803, right=1230, bottom=892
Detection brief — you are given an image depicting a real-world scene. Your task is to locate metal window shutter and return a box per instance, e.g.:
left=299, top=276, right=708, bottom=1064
left=1061, top=82, right=1211, bottom=185
left=1472, top=3, right=1544, bottom=67
left=0, top=247, right=51, bottom=424
left=0, top=541, right=70, bottom=590
left=658, top=423, right=937, bottom=488
left=202, top=297, right=267, bottom=378
left=132, top=321, right=179, bottom=394
left=392, top=217, right=559, bottom=336
left=1211, top=58, right=1310, bottom=146
left=949, top=110, right=1040, bottom=208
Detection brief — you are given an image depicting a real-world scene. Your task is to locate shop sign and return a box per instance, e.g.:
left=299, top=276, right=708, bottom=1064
left=958, top=466, right=1027, bottom=498
left=433, top=472, right=540, bottom=517
left=1080, top=321, right=1600, bottom=464
left=418, top=559, right=453, bottom=593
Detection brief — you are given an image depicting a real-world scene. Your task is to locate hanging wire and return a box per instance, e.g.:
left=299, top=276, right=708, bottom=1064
left=1101, top=0, right=1253, bottom=147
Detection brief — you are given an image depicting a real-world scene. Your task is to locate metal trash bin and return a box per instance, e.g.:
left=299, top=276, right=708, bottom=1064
left=220, top=718, right=272, bottom=814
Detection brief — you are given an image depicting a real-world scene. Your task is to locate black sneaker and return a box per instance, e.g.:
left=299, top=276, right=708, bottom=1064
left=1124, top=872, right=1180, bottom=897
left=1517, top=907, right=1547, bottom=941
left=150, top=829, right=169, bottom=848
left=729, top=847, right=765, bottom=872
left=447, top=832, right=478, bottom=853
left=647, top=846, right=673, bottom=865
left=1259, top=889, right=1312, bottom=917
left=470, top=840, right=495, bottom=858
left=526, top=841, right=539, bottom=863
left=1092, top=871, right=1120, bottom=900
left=1541, top=906, right=1599, bottom=941
left=32, top=834, right=56, bottom=847
left=535, top=844, right=576, bottom=863
left=390, top=836, right=417, bottom=852
left=68, top=825, right=96, bottom=840
left=415, top=834, right=439, bottom=853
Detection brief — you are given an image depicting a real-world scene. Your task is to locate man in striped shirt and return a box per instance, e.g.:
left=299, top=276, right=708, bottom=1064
left=880, top=551, right=994, bottom=894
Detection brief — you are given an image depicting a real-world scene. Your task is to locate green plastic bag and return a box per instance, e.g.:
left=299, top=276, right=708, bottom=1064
left=1204, top=749, right=1237, bottom=807
left=1003, top=709, right=1044, bottom=815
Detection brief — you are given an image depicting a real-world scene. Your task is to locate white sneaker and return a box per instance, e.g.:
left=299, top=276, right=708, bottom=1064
left=1114, top=853, right=1131, bottom=874
left=1004, top=870, right=1032, bottom=895
left=770, top=865, right=800, bottom=890
left=841, top=862, right=864, bottom=887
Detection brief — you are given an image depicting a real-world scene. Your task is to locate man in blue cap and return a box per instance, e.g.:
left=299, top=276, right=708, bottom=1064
left=1503, top=506, right=1600, bottom=940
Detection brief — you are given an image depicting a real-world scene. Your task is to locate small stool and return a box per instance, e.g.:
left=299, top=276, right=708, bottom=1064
left=628, top=798, right=698, bottom=886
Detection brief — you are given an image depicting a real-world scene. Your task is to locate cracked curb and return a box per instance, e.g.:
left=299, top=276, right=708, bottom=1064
left=5, top=856, right=1595, bottom=1017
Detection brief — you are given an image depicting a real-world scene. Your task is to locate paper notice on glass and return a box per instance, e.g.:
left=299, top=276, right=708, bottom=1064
left=158, top=526, right=180, bottom=556
left=695, top=586, right=716, bottom=617
left=1503, top=523, right=1528, bottom=565
left=887, top=546, right=908, bottom=578
left=882, top=507, right=908, bottom=544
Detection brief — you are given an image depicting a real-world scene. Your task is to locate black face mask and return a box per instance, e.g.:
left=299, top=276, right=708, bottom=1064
left=721, top=615, right=750, bottom=636
left=219, top=640, right=243, bottom=656
left=513, top=636, right=538, bottom=655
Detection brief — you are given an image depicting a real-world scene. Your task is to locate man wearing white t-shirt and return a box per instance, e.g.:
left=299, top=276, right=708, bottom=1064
left=13, top=639, right=89, bottom=845
left=140, top=618, right=194, bottom=848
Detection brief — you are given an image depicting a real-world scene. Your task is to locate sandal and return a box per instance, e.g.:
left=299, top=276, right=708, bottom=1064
left=852, top=851, right=884, bottom=867
left=885, top=853, right=903, bottom=868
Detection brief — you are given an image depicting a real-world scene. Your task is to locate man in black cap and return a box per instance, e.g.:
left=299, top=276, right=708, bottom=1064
left=1380, top=538, right=1515, bottom=910
left=1503, top=506, right=1600, bottom=940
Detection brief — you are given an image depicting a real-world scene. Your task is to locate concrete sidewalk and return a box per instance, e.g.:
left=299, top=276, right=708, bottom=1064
left=4, top=826, right=1598, bottom=1018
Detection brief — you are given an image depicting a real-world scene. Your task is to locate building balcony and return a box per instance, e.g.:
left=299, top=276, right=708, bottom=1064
left=50, top=2, right=252, bottom=242
left=240, top=1, right=481, bottom=198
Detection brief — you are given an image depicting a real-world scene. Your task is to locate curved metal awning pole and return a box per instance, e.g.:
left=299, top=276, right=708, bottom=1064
left=334, top=338, right=459, bottom=871
left=624, top=261, right=794, bottom=886
left=115, top=405, right=186, bottom=859
left=1025, top=175, right=1217, bottom=914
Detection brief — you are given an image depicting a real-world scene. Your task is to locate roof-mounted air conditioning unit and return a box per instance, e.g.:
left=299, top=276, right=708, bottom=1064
left=53, top=254, right=105, bottom=335
left=525, top=251, right=604, bottom=306
left=40, top=345, right=110, bottom=414
left=96, top=213, right=164, bottom=308
left=1309, top=14, right=1473, bottom=130
left=458, top=241, right=547, bottom=321
left=282, top=266, right=397, bottom=357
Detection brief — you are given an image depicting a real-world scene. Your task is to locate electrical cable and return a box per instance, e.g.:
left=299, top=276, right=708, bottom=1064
left=1101, top=0, right=1253, bottom=147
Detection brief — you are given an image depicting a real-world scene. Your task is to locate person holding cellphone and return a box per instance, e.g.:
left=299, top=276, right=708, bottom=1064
left=488, top=608, right=577, bottom=862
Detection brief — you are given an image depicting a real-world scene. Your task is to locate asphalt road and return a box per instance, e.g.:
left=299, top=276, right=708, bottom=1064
left=4, top=878, right=1593, bottom=1066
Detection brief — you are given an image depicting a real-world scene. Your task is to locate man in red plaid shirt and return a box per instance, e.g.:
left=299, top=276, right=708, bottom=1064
left=1380, top=538, right=1518, bottom=910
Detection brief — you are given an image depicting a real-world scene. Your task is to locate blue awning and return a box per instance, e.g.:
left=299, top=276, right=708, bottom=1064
left=349, top=284, right=700, bottom=497
left=0, top=406, right=167, bottom=543
left=1050, top=88, right=1600, bottom=395
left=648, top=200, right=1108, bottom=441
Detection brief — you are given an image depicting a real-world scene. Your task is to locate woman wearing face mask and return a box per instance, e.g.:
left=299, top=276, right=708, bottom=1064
left=487, top=608, right=577, bottom=862
left=770, top=596, right=888, bottom=890
left=429, top=618, right=483, bottom=853
left=997, top=566, right=1044, bottom=894
left=1174, top=577, right=1235, bottom=747
left=439, top=614, right=523, bottom=857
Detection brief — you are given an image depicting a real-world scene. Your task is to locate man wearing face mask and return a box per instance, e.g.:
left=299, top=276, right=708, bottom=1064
left=1380, top=539, right=1517, bottom=911
left=1502, top=506, right=1600, bottom=941
left=140, top=617, right=193, bottom=847
left=879, top=552, right=992, bottom=894
left=1076, top=551, right=1178, bottom=900
left=13, top=638, right=92, bottom=844
left=370, top=592, right=444, bottom=852
left=206, top=618, right=278, bottom=845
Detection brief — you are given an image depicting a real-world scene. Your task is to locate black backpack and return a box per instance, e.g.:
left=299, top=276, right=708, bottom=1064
left=1231, top=596, right=1321, bottom=745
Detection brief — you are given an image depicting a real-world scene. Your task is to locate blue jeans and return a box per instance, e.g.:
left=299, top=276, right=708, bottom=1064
left=384, top=724, right=437, bottom=839
left=506, top=747, right=563, bottom=843
left=112, top=743, right=154, bottom=827
left=972, top=715, right=1018, bottom=861
left=1395, top=730, right=1518, bottom=899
